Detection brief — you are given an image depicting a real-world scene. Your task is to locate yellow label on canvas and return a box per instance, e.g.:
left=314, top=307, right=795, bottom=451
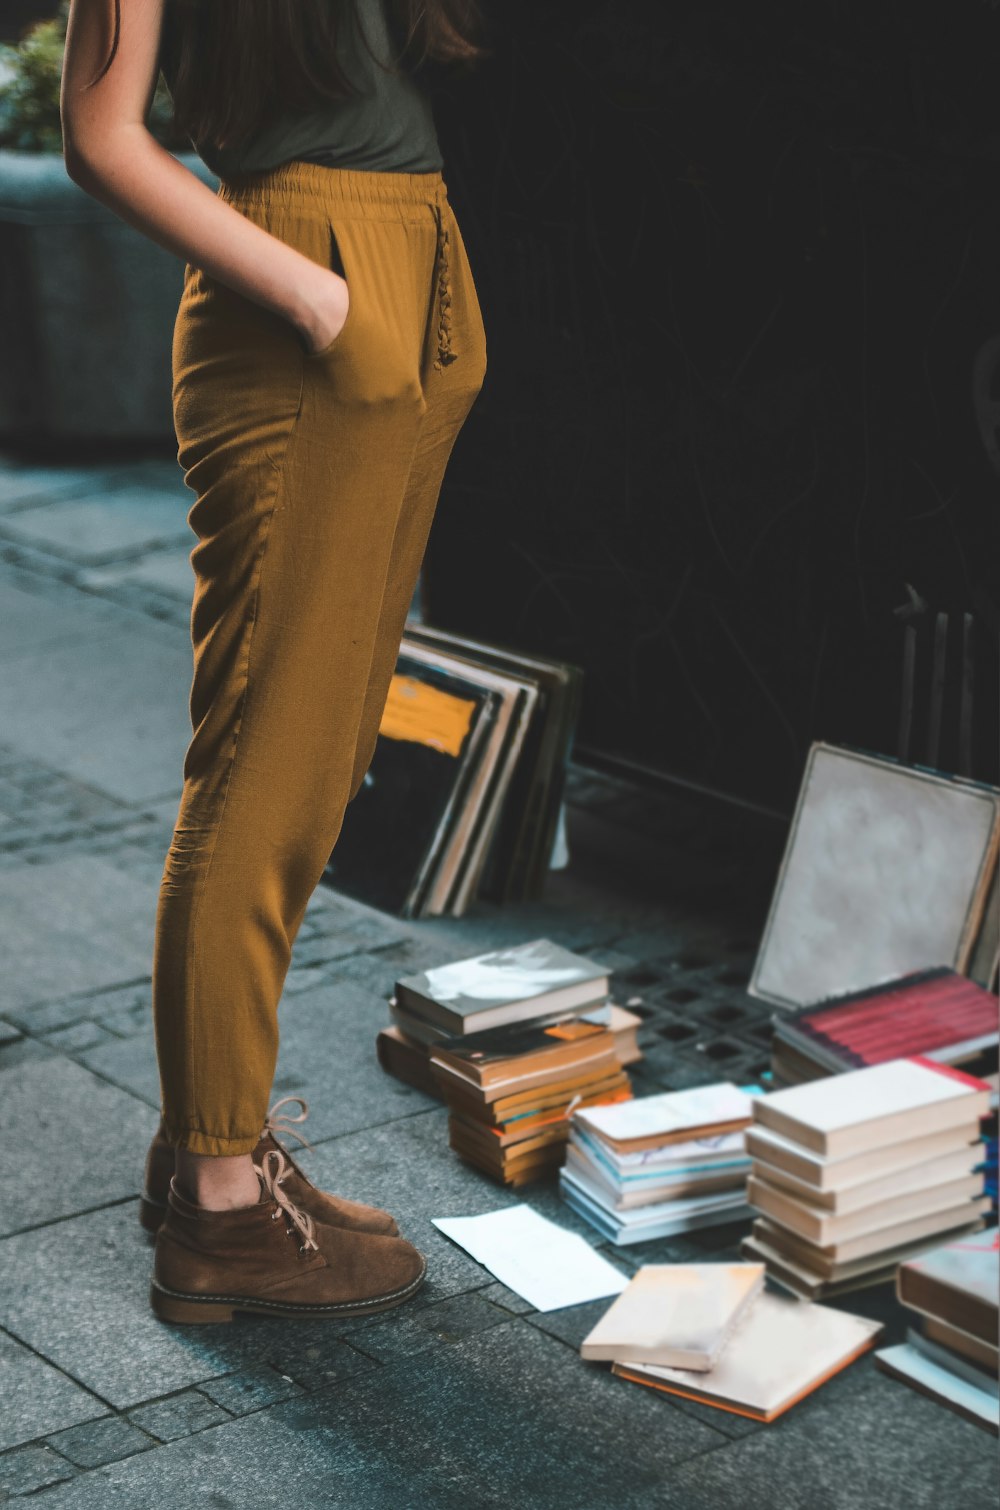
left=378, top=674, right=476, bottom=757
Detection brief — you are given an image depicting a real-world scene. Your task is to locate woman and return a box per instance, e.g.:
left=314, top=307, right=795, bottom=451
left=60, top=0, right=488, bottom=1324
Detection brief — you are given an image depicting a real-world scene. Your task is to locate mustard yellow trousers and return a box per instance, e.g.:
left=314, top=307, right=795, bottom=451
left=152, top=162, right=487, bottom=1154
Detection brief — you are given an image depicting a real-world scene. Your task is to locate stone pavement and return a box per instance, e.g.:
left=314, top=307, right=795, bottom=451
left=0, top=452, right=995, bottom=1509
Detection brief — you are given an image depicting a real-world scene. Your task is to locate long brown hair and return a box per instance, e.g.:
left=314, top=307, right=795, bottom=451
left=90, top=0, right=488, bottom=151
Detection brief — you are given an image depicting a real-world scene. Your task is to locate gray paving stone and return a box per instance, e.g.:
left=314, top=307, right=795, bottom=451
left=473, top=1281, right=536, bottom=1315
left=78, top=1032, right=161, bottom=1110
left=0, top=464, right=130, bottom=513
left=0, top=1330, right=108, bottom=1453
left=266, top=978, right=440, bottom=1143
left=0, top=1203, right=402, bottom=1411
left=31, top=1321, right=725, bottom=1510
left=342, top=1291, right=508, bottom=1364
left=0, top=490, right=191, bottom=566
left=42, top=1021, right=119, bottom=1055
left=0, top=580, right=124, bottom=662
left=0, top=855, right=157, bottom=1015
left=304, top=1109, right=608, bottom=1301
left=125, top=1390, right=231, bottom=1443
left=663, top=1371, right=998, bottom=1510
left=46, top=1417, right=152, bottom=1470
left=78, top=550, right=195, bottom=601
left=0, top=1058, right=155, bottom=1236
left=0, top=1444, right=75, bottom=1498
left=198, top=1366, right=304, bottom=1416
left=0, top=631, right=190, bottom=804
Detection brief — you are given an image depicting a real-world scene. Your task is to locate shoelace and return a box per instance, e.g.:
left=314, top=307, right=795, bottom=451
left=263, top=1095, right=314, bottom=1155
left=255, top=1147, right=319, bottom=1254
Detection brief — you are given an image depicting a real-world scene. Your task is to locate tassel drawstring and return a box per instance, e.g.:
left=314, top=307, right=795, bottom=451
left=431, top=193, right=457, bottom=372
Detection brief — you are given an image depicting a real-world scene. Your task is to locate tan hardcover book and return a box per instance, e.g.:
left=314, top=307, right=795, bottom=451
left=922, top=1316, right=1000, bottom=1377
left=750, top=1144, right=982, bottom=1213
left=612, top=1289, right=882, bottom=1422
left=748, top=1172, right=986, bottom=1247
left=755, top=1198, right=992, bottom=1268
left=752, top=1058, right=991, bottom=1158
left=747, top=1217, right=988, bottom=1285
left=446, top=1070, right=631, bottom=1131
left=432, top=1045, right=620, bottom=1104
left=897, top=1230, right=1000, bottom=1344
left=375, top=1026, right=444, bottom=1101
left=744, top=1122, right=981, bottom=1191
left=443, top=1064, right=629, bottom=1120
left=609, top=1004, right=644, bottom=1066
left=580, top=1263, right=764, bottom=1371
left=739, top=1235, right=901, bottom=1300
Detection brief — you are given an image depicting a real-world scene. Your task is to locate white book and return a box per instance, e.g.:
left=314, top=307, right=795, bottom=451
left=753, top=1058, right=992, bottom=1158
left=748, top=1171, right=986, bottom=1247
left=745, top=1122, right=981, bottom=1191
left=751, top=1144, right=982, bottom=1214
left=580, top=1263, right=765, bottom=1370
left=559, top=1168, right=750, bottom=1246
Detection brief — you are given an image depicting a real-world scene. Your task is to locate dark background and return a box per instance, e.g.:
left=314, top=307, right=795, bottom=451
left=426, top=0, right=1000, bottom=811
left=5, top=0, right=999, bottom=813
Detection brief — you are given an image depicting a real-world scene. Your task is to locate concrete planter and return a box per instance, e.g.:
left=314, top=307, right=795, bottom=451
left=0, top=148, right=218, bottom=443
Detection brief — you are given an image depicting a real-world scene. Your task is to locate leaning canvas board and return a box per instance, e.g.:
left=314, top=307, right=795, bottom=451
left=750, top=742, right=1000, bottom=1010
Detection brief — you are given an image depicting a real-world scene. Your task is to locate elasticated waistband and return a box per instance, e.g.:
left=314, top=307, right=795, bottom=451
left=217, top=159, right=448, bottom=211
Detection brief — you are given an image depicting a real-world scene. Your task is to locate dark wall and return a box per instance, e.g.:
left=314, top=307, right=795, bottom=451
left=425, top=0, right=1000, bottom=810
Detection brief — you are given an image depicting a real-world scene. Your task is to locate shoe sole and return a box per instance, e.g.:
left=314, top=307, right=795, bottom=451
left=149, top=1256, right=427, bottom=1325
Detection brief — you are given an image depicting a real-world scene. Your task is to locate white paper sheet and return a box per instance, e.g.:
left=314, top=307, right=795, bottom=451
left=431, top=1204, right=629, bottom=1312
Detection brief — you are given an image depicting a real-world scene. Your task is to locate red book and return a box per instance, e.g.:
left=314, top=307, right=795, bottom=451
left=774, top=968, right=998, bottom=1075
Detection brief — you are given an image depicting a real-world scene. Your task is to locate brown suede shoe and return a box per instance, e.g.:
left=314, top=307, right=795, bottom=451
left=150, top=1148, right=426, bottom=1324
left=140, top=1097, right=399, bottom=1239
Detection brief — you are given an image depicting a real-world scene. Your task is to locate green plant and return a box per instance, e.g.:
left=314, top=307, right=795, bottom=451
left=0, top=1, right=185, bottom=151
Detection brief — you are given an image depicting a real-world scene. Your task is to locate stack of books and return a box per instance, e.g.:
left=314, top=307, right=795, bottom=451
left=769, top=968, right=999, bottom=1088
left=322, top=625, right=583, bottom=916
left=581, top=1263, right=883, bottom=1423
left=875, top=1230, right=999, bottom=1434
left=742, top=1058, right=994, bottom=1298
left=375, top=938, right=642, bottom=1101
left=559, top=1083, right=758, bottom=1244
left=431, top=1017, right=632, bottom=1185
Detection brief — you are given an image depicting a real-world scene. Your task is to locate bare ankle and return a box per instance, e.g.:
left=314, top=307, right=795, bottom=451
left=175, top=1150, right=261, bottom=1212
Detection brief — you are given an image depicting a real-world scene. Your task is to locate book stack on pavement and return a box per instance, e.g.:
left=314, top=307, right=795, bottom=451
left=559, top=1083, right=759, bottom=1244
left=875, top=1230, right=999, bottom=1435
left=742, top=1058, right=994, bottom=1298
left=581, top=1262, right=882, bottom=1422
left=770, top=968, right=999, bottom=1088
left=431, top=1018, right=632, bottom=1186
left=375, top=938, right=642, bottom=1101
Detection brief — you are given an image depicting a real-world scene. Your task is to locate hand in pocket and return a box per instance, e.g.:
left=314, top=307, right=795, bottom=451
left=298, top=267, right=351, bottom=357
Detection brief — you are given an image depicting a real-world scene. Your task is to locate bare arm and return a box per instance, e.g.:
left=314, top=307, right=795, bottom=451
left=61, top=0, right=348, bottom=353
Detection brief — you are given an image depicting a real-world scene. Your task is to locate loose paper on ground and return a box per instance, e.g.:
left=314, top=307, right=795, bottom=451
left=431, top=1203, right=629, bottom=1311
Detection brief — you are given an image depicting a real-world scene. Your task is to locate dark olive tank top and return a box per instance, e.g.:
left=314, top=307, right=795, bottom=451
left=158, top=0, right=443, bottom=178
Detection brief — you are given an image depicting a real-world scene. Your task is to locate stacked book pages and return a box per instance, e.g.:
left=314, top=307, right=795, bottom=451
left=431, top=1018, right=632, bottom=1185
left=376, top=938, right=642, bottom=1101
left=875, top=1230, right=999, bottom=1435
left=742, top=1058, right=994, bottom=1298
left=580, top=1262, right=882, bottom=1423
left=323, top=625, right=583, bottom=916
left=559, top=1083, right=758, bottom=1244
left=770, top=968, right=1000, bottom=1088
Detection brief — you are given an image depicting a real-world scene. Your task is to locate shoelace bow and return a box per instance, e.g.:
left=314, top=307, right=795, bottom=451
left=255, top=1147, right=319, bottom=1254
left=263, top=1095, right=314, bottom=1156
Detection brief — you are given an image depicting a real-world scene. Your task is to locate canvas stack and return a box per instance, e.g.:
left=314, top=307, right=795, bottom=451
left=742, top=1058, right=994, bottom=1298
left=875, top=1230, right=999, bottom=1435
left=322, top=625, right=584, bottom=917
left=559, top=1083, right=758, bottom=1244
left=580, top=1262, right=883, bottom=1423
left=376, top=937, right=642, bottom=1102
